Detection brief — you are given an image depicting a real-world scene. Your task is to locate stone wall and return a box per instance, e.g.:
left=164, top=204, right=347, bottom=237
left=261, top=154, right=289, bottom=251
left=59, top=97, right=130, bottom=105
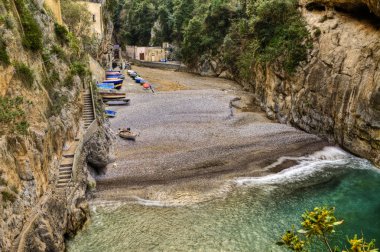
left=132, top=59, right=186, bottom=71
left=78, top=1, right=104, bottom=39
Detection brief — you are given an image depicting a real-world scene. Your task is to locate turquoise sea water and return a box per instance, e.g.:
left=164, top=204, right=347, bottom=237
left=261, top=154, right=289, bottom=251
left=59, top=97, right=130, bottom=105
left=67, top=148, right=380, bottom=251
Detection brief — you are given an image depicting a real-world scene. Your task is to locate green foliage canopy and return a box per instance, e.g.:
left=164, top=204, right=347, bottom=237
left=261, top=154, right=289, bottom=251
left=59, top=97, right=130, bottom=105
left=14, top=0, right=43, bottom=51
left=107, top=0, right=310, bottom=75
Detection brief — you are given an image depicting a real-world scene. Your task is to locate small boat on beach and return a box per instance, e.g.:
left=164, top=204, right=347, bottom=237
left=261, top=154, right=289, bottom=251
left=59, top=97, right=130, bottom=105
left=114, top=83, right=122, bottom=89
left=97, top=83, right=115, bottom=89
left=118, top=128, right=138, bottom=141
left=101, top=94, right=126, bottom=100
left=106, top=74, right=125, bottom=79
left=105, top=99, right=130, bottom=106
left=106, top=77, right=125, bottom=81
left=105, top=110, right=117, bottom=118
left=106, top=70, right=121, bottom=75
left=135, top=77, right=145, bottom=84
left=103, top=79, right=123, bottom=85
left=99, top=90, right=126, bottom=100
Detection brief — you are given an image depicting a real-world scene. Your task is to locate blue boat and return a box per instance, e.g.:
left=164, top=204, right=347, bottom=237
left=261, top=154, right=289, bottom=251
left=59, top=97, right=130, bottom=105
left=106, top=74, right=125, bottom=79
left=97, top=83, right=115, bottom=89
left=102, top=79, right=123, bottom=85
left=135, top=77, right=145, bottom=84
left=105, top=110, right=117, bottom=118
left=106, top=70, right=121, bottom=74
left=114, top=83, right=122, bottom=89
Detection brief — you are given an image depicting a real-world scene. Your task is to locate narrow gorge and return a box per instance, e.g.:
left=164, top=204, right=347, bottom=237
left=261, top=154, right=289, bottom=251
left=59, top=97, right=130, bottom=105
left=0, top=0, right=379, bottom=251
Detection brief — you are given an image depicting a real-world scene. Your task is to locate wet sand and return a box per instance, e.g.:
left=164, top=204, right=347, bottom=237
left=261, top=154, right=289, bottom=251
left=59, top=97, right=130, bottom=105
left=94, top=66, right=328, bottom=204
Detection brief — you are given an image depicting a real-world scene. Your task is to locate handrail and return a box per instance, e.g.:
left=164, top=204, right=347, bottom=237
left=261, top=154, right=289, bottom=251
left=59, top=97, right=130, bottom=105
left=89, top=80, right=97, bottom=122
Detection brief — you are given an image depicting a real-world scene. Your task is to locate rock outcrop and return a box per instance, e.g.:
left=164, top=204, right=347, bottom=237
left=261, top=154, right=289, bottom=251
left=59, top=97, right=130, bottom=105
left=0, top=0, right=111, bottom=251
left=242, top=7, right=380, bottom=166
left=192, top=4, right=380, bottom=167
left=303, top=0, right=380, bottom=18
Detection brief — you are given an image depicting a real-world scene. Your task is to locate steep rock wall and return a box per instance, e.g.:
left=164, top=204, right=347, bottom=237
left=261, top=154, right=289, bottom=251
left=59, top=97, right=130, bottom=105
left=0, top=1, right=110, bottom=251
left=241, top=8, right=380, bottom=166
left=193, top=6, right=380, bottom=167
left=302, top=0, right=380, bottom=17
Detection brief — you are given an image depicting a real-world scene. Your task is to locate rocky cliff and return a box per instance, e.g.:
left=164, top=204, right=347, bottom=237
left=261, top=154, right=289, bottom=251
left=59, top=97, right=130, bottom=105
left=197, top=3, right=380, bottom=167
left=0, top=0, right=111, bottom=251
left=304, top=0, right=380, bottom=17
left=252, top=4, right=380, bottom=166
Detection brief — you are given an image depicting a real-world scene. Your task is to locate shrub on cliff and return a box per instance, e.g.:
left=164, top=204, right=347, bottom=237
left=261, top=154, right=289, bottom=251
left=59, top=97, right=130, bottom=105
left=47, top=91, right=68, bottom=117
left=14, top=0, right=43, bottom=51
left=54, top=23, right=69, bottom=45
left=14, top=62, right=34, bottom=88
left=1, top=189, right=17, bottom=203
left=0, top=96, right=29, bottom=135
left=0, top=38, right=10, bottom=65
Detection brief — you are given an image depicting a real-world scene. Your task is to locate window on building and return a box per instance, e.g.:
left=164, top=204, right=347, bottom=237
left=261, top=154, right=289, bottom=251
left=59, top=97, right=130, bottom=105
left=93, top=14, right=96, bottom=22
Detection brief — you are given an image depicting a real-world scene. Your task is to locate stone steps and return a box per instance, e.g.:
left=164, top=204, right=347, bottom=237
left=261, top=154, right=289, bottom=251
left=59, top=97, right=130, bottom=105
left=57, top=91, right=95, bottom=189
left=83, top=92, right=95, bottom=130
left=57, top=155, right=73, bottom=189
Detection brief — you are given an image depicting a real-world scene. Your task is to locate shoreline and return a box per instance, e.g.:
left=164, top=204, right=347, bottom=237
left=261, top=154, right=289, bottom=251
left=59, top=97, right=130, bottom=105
left=92, top=66, right=330, bottom=204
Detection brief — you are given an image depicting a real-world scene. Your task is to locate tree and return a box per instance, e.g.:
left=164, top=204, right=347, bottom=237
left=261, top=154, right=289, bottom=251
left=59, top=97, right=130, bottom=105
left=172, top=0, right=195, bottom=42
left=61, top=0, right=92, bottom=38
left=278, top=207, right=378, bottom=252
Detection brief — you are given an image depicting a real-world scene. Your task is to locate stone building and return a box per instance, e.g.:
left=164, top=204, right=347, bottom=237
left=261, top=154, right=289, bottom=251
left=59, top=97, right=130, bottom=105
left=42, top=0, right=63, bottom=24
left=78, top=0, right=106, bottom=39
left=126, top=46, right=166, bottom=62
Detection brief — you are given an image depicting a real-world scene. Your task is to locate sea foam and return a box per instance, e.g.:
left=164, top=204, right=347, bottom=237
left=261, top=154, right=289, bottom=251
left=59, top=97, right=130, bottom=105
left=234, top=146, right=369, bottom=186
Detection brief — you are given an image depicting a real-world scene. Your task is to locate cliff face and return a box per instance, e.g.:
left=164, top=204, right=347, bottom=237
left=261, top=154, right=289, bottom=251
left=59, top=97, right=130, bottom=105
left=0, top=0, right=109, bottom=250
left=243, top=8, right=380, bottom=166
left=196, top=4, right=380, bottom=167
left=303, top=0, right=380, bottom=17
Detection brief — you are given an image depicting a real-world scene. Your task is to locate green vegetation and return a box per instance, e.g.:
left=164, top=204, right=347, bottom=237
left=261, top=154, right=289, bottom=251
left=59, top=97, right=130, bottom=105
left=240, top=0, right=310, bottom=73
left=314, top=27, right=322, bottom=37
left=63, top=73, right=74, bottom=88
left=0, top=177, right=7, bottom=186
left=0, top=96, right=28, bottom=135
left=0, top=37, right=10, bottom=65
left=91, top=80, right=105, bottom=121
left=61, top=0, right=91, bottom=37
left=14, top=62, right=34, bottom=88
left=1, top=189, right=17, bottom=203
left=51, top=44, right=67, bottom=62
left=70, top=61, right=88, bottom=77
left=107, top=0, right=310, bottom=76
left=0, top=96, right=25, bottom=123
left=14, top=0, right=43, bottom=51
left=16, top=120, right=29, bottom=135
left=279, top=207, right=378, bottom=252
left=0, top=14, right=14, bottom=29
left=61, top=0, right=99, bottom=57
left=54, top=23, right=69, bottom=44
left=48, top=91, right=68, bottom=117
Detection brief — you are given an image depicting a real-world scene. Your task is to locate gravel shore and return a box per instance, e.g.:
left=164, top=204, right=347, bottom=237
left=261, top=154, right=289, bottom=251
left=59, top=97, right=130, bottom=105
left=93, top=67, right=328, bottom=204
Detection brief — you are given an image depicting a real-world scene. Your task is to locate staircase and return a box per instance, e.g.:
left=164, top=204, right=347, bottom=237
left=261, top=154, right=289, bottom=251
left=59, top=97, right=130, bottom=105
left=57, top=91, right=95, bottom=189
left=57, top=142, right=77, bottom=189
left=83, top=92, right=95, bottom=130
